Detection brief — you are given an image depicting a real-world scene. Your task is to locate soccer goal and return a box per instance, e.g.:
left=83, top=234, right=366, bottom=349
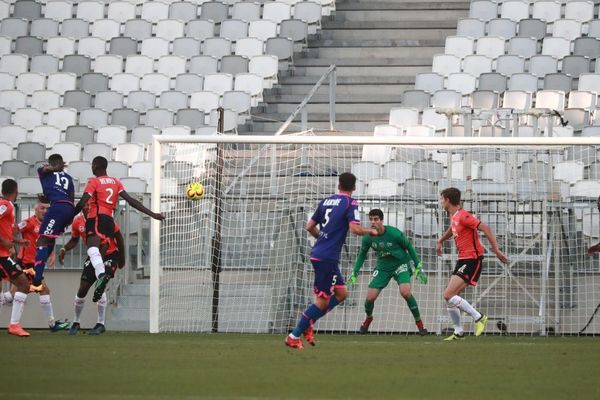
left=150, top=134, right=600, bottom=336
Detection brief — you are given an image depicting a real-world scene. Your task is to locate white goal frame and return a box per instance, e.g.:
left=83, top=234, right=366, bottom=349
left=150, top=135, right=600, bottom=334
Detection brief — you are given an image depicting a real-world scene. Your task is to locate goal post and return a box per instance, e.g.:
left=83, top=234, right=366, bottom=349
left=150, top=134, right=600, bottom=336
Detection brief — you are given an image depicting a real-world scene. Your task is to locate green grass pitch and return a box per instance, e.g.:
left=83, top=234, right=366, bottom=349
left=0, top=332, right=598, bottom=399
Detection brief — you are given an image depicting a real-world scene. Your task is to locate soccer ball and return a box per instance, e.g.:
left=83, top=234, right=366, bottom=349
left=186, top=182, right=205, bottom=201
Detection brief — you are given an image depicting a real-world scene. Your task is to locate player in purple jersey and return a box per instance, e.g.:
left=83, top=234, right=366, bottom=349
left=285, top=173, right=377, bottom=350
left=31, top=154, right=76, bottom=289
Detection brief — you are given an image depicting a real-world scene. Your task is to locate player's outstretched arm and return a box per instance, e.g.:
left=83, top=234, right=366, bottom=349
left=349, top=223, right=377, bottom=237
left=587, top=242, right=600, bottom=256
left=305, top=219, right=319, bottom=239
left=58, top=237, right=79, bottom=265
left=115, top=230, right=126, bottom=268
left=478, top=222, right=508, bottom=264
left=72, top=193, right=91, bottom=217
left=120, top=191, right=165, bottom=221
left=436, top=227, right=452, bottom=256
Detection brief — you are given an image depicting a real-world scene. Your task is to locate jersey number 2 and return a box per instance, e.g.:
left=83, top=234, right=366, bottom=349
left=105, top=188, right=114, bottom=204
left=53, top=173, right=69, bottom=190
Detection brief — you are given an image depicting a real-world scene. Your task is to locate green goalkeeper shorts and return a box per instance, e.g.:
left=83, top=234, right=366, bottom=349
left=368, top=263, right=411, bottom=289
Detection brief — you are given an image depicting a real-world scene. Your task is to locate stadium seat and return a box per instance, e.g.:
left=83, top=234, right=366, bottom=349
left=235, top=37, right=264, bottom=58
left=17, top=176, right=42, bottom=194
left=131, top=127, right=159, bottom=144
left=432, top=54, right=461, bottom=77
left=67, top=161, right=93, bottom=185
left=553, top=19, right=582, bottom=41
left=589, top=20, right=600, bottom=39
left=30, top=126, right=61, bottom=149
left=500, top=0, right=530, bottom=22
left=79, top=108, right=109, bottom=130
left=0, top=54, right=28, bottom=75
left=232, top=2, right=261, bottom=22
left=64, top=126, right=93, bottom=146
left=351, top=161, right=381, bottom=181
left=502, top=90, right=532, bottom=110
left=0, top=18, right=28, bottom=39
left=574, top=37, right=600, bottom=59
left=175, top=109, right=206, bottom=129
left=162, top=126, right=191, bottom=136
left=172, top=37, right=202, bottom=59
left=446, top=73, right=476, bottom=95
left=156, top=20, right=185, bottom=42
left=30, top=18, right=59, bottom=39
left=145, top=108, right=174, bottom=129
left=47, top=107, right=77, bottom=130
left=124, top=19, right=152, bottom=41
left=508, top=73, right=538, bottom=92
left=16, top=142, right=45, bottom=165
left=248, top=20, right=278, bottom=42
left=220, top=55, right=249, bottom=75
left=97, top=126, right=127, bottom=148
left=14, top=108, right=43, bottom=130
left=109, top=37, right=138, bottom=58
left=95, top=90, right=125, bottom=112
left=169, top=2, right=198, bottom=22
left=488, top=18, right=516, bottom=39
left=518, top=18, right=546, bottom=40
left=159, top=91, right=188, bottom=111
left=565, top=1, right=594, bottom=23
left=175, top=73, right=204, bottom=95
left=266, top=37, right=294, bottom=67
left=381, top=160, right=413, bottom=183
left=15, top=36, right=43, bottom=57
left=508, top=37, right=538, bottom=59
left=414, top=72, right=444, bottom=94
left=44, top=1, right=72, bottom=22
left=482, top=161, right=509, bottom=182
left=185, top=20, right=215, bottom=41
left=0, top=142, right=12, bottom=161
left=51, top=142, right=82, bottom=163
left=30, top=55, right=59, bottom=74
left=77, top=37, right=107, bottom=58
left=107, top=2, right=135, bottom=23
left=568, top=91, right=596, bottom=110
left=476, top=36, right=506, bottom=59
left=127, top=91, right=156, bottom=113
left=478, top=72, right=507, bottom=92
left=554, top=161, right=584, bottom=184
left=529, top=55, right=558, bottom=78
left=562, top=55, right=590, bottom=77
left=401, top=90, right=430, bottom=110
left=220, top=19, right=248, bottom=42
left=111, top=108, right=140, bottom=130
left=263, top=2, right=292, bottom=23
left=209, top=108, right=238, bottom=132
left=444, top=36, right=474, bottom=58
left=13, top=1, right=42, bottom=20
left=140, top=73, right=171, bottom=95
left=203, top=37, right=232, bottom=60
left=1, top=160, right=29, bottom=179
left=469, top=0, right=497, bottom=22
left=0, top=108, right=10, bottom=125
left=62, top=54, right=92, bottom=76
left=61, top=18, right=90, bottom=39
left=223, top=90, right=252, bottom=120
left=141, top=2, right=169, bottom=23
left=31, top=90, right=60, bottom=112
left=366, top=178, right=400, bottom=197
left=0, top=38, right=12, bottom=58
left=496, top=55, right=525, bottom=76
left=578, top=73, right=600, bottom=92
left=542, top=37, right=571, bottom=59
left=403, top=178, right=437, bottom=200
left=389, top=107, right=419, bottom=128
left=110, top=73, right=140, bottom=95
left=450, top=160, right=479, bottom=179
left=92, top=19, right=121, bottom=41
left=189, top=55, right=219, bottom=75
left=121, top=177, right=147, bottom=193
left=63, top=90, right=93, bottom=111
left=15, top=72, right=45, bottom=95
left=532, top=1, right=561, bottom=23
left=294, top=1, right=322, bottom=35
left=570, top=180, right=600, bottom=198
left=462, top=55, right=493, bottom=77
left=83, top=142, right=111, bottom=162
left=157, top=56, right=186, bottom=78
left=130, top=161, right=152, bottom=183
left=125, top=56, right=154, bottom=77
left=141, top=38, right=170, bottom=59
left=94, top=55, right=124, bottom=76
left=199, top=1, right=229, bottom=24
left=115, top=143, right=145, bottom=165
left=543, top=73, right=572, bottom=93
left=234, top=73, right=264, bottom=105
left=457, top=18, right=486, bottom=38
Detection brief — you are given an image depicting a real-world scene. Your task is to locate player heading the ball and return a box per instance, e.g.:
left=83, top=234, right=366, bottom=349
left=285, top=172, right=377, bottom=350
left=350, top=208, right=428, bottom=335
left=437, top=187, right=508, bottom=340
left=72, top=156, right=165, bottom=303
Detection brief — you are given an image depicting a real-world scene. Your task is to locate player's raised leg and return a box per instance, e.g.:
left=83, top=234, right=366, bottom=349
left=443, top=275, right=484, bottom=339
left=7, top=271, right=31, bottom=337
left=36, top=282, right=69, bottom=332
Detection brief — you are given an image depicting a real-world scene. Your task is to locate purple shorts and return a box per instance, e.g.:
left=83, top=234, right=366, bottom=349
left=39, top=202, right=74, bottom=238
left=311, top=259, right=346, bottom=299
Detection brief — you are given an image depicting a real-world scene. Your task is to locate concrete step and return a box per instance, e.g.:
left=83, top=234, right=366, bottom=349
left=117, top=294, right=150, bottom=309
left=307, top=46, right=442, bottom=59
left=336, top=1, right=469, bottom=10
left=293, top=64, right=430, bottom=77
left=293, top=57, right=433, bottom=67
left=333, top=9, right=468, bottom=22
left=278, top=75, right=415, bottom=85
left=111, top=307, right=149, bottom=321
left=319, top=28, right=456, bottom=41
left=322, top=20, right=460, bottom=29
left=264, top=102, right=400, bottom=114
left=263, top=94, right=403, bottom=104
left=105, top=319, right=149, bottom=331
left=122, top=283, right=149, bottom=296
left=274, top=83, right=411, bottom=97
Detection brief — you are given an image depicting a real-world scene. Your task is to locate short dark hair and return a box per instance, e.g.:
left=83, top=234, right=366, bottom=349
left=92, top=156, right=108, bottom=170
left=48, top=154, right=63, bottom=166
left=338, top=172, right=356, bottom=192
left=368, top=209, right=384, bottom=220
left=440, top=187, right=461, bottom=206
left=2, top=178, right=17, bottom=196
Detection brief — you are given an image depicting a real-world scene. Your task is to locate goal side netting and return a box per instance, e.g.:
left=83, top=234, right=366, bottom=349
left=150, top=135, right=600, bottom=336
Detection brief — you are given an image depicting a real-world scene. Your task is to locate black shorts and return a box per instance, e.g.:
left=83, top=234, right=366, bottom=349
left=85, top=214, right=115, bottom=242
left=453, top=257, right=484, bottom=286
left=0, top=257, right=23, bottom=282
left=81, top=251, right=120, bottom=284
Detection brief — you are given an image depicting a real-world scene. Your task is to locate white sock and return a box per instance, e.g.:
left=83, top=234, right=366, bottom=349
left=448, top=295, right=482, bottom=321
left=97, top=293, right=107, bottom=325
left=74, top=296, right=85, bottom=323
left=10, top=292, right=27, bottom=325
left=447, top=307, right=463, bottom=335
left=39, top=294, right=55, bottom=327
left=87, top=247, right=105, bottom=278
left=3, top=291, right=12, bottom=304
left=288, top=333, right=299, bottom=339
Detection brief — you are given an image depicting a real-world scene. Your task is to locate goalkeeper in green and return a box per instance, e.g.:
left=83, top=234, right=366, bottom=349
left=349, top=209, right=428, bottom=335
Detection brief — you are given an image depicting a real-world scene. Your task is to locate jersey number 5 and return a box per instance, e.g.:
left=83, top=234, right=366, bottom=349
left=323, top=208, right=332, bottom=227
left=53, top=172, right=69, bottom=190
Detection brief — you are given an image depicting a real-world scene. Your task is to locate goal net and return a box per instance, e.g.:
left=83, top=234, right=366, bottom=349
left=150, top=134, right=600, bottom=336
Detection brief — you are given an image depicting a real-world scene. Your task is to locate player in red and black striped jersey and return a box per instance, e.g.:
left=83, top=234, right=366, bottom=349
left=0, top=179, right=33, bottom=336
left=72, top=156, right=164, bottom=303
left=13, top=200, right=69, bottom=332
left=59, top=201, right=125, bottom=335
left=437, top=187, right=508, bottom=340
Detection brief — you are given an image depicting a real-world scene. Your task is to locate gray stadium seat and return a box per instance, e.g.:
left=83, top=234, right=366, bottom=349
left=220, top=55, right=249, bottom=75
left=111, top=108, right=140, bottom=130
left=18, top=177, right=43, bottom=194
left=401, top=90, right=430, bottom=110
left=67, top=161, right=93, bottom=184
left=61, top=18, right=90, bottom=39
left=488, top=18, right=516, bottom=39
left=471, top=90, right=499, bottom=109
left=413, top=160, right=444, bottom=181
left=65, top=125, right=95, bottom=146
left=175, top=108, right=205, bottom=129
left=508, top=37, right=538, bottom=59
left=457, top=18, right=485, bottom=38
left=574, top=37, right=600, bottom=59
left=562, top=55, right=590, bottom=77
left=199, top=1, right=228, bottom=23
left=159, top=91, right=188, bottom=112
left=80, top=72, right=109, bottom=94
left=517, top=18, right=546, bottom=40
left=107, top=161, right=129, bottom=179
left=172, top=37, right=201, bottom=59
left=79, top=108, right=109, bottom=129
left=175, top=73, right=204, bottom=94
left=185, top=19, right=215, bottom=41
left=124, top=19, right=152, bottom=41
left=13, top=1, right=42, bottom=20
left=16, top=142, right=45, bottom=166
left=529, top=55, right=558, bottom=78
left=469, top=0, right=497, bottom=22
left=478, top=72, right=507, bottom=91
left=0, top=108, right=10, bottom=125
left=203, top=37, right=232, bottom=60
left=95, top=90, right=124, bottom=113
left=83, top=143, right=112, bottom=162
left=63, top=89, right=93, bottom=110
left=120, top=177, right=147, bottom=193
left=30, top=18, right=59, bottom=39
left=544, top=73, right=573, bottom=92
left=280, top=19, right=308, bottom=50
left=1, top=160, right=29, bottom=179
left=31, top=90, right=60, bottom=112
left=110, top=37, right=138, bottom=58
left=30, top=55, right=59, bottom=74
left=495, top=54, right=525, bottom=76
left=131, top=126, right=159, bottom=144
left=97, top=125, right=127, bottom=147
left=266, top=37, right=294, bottom=67
left=62, top=54, right=91, bottom=76
left=127, top=90, right=156, bottom=113
left=15, top=36, right=43, bottom=56
left=0, top=18, right=28, bottom=39
left=189, top=55, right=219, bottom=75
left=232, top=2, right=261, bottom=22
left=145, top=108, right=174, bottom=129
left=169, top=2, right=198, bottom=22
left=220, top=19, right=248, bottom=42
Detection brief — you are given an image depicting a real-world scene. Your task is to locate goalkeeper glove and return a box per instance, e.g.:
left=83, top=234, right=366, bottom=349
left=348, top=272, right=357, bottom=286
left=414, top=262, right=428, bottom=285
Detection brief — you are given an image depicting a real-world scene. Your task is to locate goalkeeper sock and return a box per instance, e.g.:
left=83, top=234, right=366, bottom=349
left=405, top=295, right=421, bottom=322
left=364, top=300, right=375, bottom=317
left=448, top=295, right=482, bottom=321
left=291, top=304, right=325, bottom=338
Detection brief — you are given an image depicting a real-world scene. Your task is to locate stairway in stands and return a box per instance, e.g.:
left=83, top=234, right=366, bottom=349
left=240, top=0, right=469, bottom=135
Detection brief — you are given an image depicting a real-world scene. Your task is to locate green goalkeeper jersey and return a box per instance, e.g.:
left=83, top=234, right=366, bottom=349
left=353, top=225, right=420, bottom=274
